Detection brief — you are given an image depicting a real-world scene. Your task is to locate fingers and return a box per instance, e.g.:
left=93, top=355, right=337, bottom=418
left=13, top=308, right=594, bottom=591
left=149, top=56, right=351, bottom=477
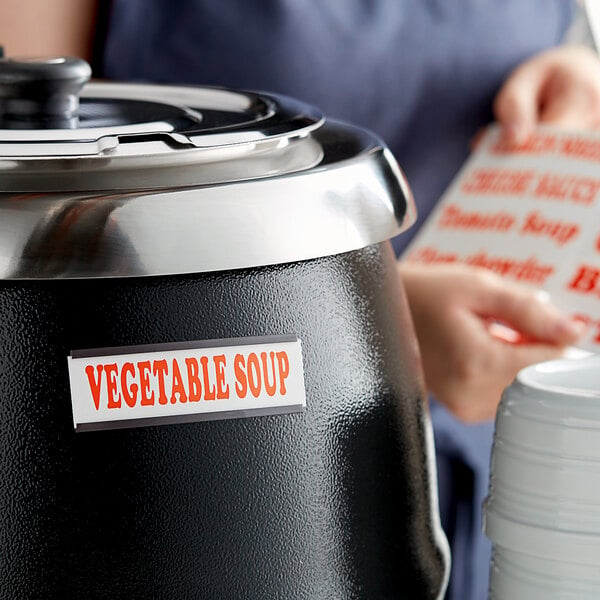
left=538, top=65, right=600, bottom=128
left=398, top=263, right=584, bottom=424
left=539, top=86, right=591, bottom=127
left=494, top=45, right=600, bottom=143
left=450, top=339, right=569, bottom=423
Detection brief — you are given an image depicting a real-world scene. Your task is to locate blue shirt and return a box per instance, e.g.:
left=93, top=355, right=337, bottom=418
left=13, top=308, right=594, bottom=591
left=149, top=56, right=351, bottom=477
left=101, top=2, right=575, bottom=598
left=101, top=0, right=574, bottom=258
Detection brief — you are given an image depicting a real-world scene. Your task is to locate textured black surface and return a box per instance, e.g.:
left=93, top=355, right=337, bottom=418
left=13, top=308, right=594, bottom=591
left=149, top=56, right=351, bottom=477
left=0, top=243, right=448, bottom=599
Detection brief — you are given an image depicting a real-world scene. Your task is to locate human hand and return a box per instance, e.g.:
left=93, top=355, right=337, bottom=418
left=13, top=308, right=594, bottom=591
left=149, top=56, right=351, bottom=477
left=494, top=44, right=600, bottom=144
left=398, top=262, right=585, bottom=423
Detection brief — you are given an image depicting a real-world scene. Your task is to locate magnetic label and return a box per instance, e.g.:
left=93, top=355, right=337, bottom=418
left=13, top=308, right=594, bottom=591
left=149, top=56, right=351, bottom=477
left=404, top=125, right=600, bottom=352
left=67, top=335, right=306, bottom=432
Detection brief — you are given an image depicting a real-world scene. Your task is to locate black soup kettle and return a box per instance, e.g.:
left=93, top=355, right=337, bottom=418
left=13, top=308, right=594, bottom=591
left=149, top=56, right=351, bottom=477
left=0, top=57, right=449, bottom=599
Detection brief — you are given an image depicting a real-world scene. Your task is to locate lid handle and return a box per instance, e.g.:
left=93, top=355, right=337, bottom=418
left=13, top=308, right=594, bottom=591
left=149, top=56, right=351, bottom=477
left=0, top=55, right=91, bottom=128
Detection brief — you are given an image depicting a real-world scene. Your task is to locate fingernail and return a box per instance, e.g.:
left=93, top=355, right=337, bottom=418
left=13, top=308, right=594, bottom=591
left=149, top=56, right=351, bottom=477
left=556, top=318, right=587, bottom=340
left=572, top=319, right=588, bottom=337
left=535, top=290, right=551, bottom=304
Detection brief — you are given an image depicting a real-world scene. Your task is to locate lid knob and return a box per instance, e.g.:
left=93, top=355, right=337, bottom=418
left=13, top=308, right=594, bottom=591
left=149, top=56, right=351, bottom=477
left=0, top=55, right=91, bottom=128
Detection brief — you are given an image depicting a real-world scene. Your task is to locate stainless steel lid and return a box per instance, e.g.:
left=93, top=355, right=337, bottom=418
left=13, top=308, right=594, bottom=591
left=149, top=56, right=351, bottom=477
left=0, top=57, right=415, bottom=279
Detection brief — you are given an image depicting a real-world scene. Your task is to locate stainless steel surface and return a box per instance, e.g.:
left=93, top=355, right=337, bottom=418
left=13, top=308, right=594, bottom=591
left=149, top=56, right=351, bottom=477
left=0, top=81, right=415, bottom=279
left=0, top=83, right=323, bottom=164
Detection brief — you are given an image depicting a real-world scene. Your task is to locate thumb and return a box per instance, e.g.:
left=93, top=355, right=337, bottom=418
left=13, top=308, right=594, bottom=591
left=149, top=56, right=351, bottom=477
left=494, top=60, right=549, bottom=145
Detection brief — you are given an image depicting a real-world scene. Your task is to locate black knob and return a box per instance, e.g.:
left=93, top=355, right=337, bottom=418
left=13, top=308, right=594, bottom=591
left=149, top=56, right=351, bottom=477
left=0, top=56, right=91, bottom=128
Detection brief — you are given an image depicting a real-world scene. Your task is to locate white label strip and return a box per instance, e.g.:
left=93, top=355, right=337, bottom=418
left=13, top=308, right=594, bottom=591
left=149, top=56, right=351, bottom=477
left=67, top=335, right=306, bottom=432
